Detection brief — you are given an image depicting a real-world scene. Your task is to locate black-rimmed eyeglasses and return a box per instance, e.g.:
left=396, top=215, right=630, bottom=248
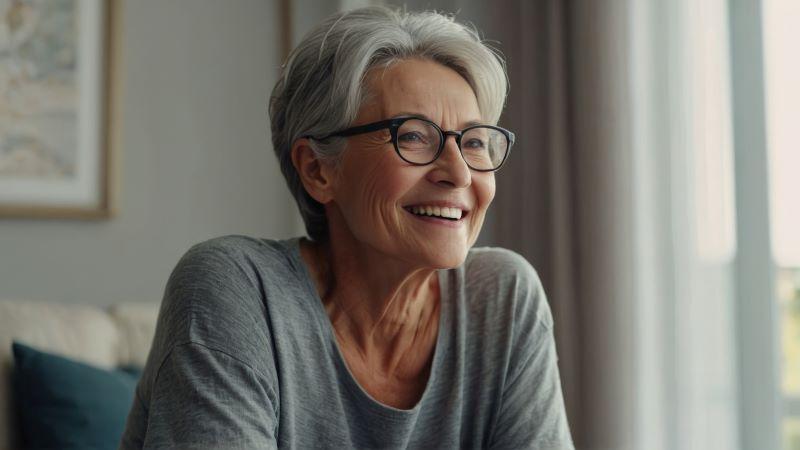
left=306, top=116, right=515, bottom=172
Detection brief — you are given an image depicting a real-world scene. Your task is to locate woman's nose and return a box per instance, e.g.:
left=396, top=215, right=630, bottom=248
left=431, top=135, right=471, bottom=188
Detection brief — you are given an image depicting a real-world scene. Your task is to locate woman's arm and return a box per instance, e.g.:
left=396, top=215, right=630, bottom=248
left=488, top=323, right=573, bottom=449
left=134, top=341, right=277, bottom=449
left=486, top=254, right=574, bottom=450
left=119, top=237, right=280, bottom=449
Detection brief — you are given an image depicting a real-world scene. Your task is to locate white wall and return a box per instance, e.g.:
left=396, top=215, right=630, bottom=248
left=0, top=0, right=302, bottom=307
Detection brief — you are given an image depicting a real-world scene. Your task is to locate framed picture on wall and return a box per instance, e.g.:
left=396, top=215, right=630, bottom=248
left=0, top=0, right=118, bottom=219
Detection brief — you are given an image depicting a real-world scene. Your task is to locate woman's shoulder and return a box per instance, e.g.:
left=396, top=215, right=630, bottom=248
left=158, top=234, right=301, bottom=338
left=463, top=245, right=542, bottom=294
left=172, top=234, right=300, bottom=284
left=181, top=234, right=291, bottom=265
left=465, top=246, right=535, bottom=275
left=460, top=245, right=553, bottom=331
left=149, top=235, right=303, bottom=375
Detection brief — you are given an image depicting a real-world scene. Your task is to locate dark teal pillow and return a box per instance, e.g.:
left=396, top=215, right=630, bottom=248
left=11, top=341, right=142, bottom=450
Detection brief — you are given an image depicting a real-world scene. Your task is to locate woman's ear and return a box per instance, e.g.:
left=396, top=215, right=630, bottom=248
left=291, top=138, right=337, bottom=204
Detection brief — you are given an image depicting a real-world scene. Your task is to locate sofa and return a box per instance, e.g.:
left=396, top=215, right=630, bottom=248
left=0, top=298, right=160, bottom=450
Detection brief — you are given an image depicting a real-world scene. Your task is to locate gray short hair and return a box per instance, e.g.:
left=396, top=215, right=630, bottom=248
left=269, top=6, right=508, bottom=242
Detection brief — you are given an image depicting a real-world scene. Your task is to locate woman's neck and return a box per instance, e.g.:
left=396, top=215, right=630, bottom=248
left=298, top=236, right=440, bottom=377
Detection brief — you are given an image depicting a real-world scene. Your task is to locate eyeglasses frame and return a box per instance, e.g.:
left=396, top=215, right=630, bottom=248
left=307, top=116, right=515, bottom=172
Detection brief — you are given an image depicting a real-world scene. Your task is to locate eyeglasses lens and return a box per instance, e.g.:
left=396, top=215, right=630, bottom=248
left=461, top=127, right=508, bottom=171
left=396, top=119, right=439, bottom=164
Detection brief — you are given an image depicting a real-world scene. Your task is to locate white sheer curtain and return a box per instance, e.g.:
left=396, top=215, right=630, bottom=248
left=629, top=1, right=740, bottom=448
left=568, top=0, right=741, bottom=448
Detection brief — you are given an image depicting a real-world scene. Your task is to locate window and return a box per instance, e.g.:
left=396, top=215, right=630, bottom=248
left=781, top=266, right=800, bottom=448
left=762, top=0, right=800, bottom=448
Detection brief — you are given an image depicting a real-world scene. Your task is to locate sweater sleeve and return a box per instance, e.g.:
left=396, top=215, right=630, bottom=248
left=487, top=253, right=574, bottom=450
left=139, top=342, right=278, bottom=449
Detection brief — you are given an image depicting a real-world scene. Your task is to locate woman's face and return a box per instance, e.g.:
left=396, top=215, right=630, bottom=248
left=326, top=58, right=496, bottom=269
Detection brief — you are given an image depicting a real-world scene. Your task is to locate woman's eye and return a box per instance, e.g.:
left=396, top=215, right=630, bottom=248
left=464, top=138, right=486, bottom=149
left=398, top=132, right=425, bottom=143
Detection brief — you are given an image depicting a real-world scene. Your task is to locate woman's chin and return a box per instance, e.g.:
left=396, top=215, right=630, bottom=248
left=415, top=245, right=468, bottom=269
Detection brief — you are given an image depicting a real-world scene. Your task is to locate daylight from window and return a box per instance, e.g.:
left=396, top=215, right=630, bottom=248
left=763, top=1, right=800, bottom=448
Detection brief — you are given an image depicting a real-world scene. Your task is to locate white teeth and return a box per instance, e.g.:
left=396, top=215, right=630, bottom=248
left=408, top=205, right=463, bottom=219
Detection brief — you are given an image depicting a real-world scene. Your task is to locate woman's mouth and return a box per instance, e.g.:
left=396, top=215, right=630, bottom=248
left=402, top=205, right=469, bottom=228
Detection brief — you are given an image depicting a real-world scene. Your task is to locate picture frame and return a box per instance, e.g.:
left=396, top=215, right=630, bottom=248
left=0, top=0, right=118, bottom=219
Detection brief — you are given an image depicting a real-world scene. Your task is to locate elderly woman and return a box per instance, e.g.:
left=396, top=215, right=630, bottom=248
left=120, top=6, right=573, bottom=450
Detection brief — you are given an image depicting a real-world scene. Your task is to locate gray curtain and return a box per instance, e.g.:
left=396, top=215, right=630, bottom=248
left=484, top=1, right=641, bottom=448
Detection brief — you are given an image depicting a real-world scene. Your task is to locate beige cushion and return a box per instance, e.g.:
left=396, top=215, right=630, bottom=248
left=0, top=299, right=159, bottom=450
left=109, top=302, right=161, bottom=368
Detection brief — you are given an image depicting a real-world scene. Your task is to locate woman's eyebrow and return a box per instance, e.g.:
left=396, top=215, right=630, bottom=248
left=392, top=111, right=432, bottom=122
left=392, top=112, right=485, bottom=128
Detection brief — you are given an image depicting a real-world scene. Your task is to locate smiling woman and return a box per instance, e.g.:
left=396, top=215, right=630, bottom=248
left=119, top=6, right=574, bottom=449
